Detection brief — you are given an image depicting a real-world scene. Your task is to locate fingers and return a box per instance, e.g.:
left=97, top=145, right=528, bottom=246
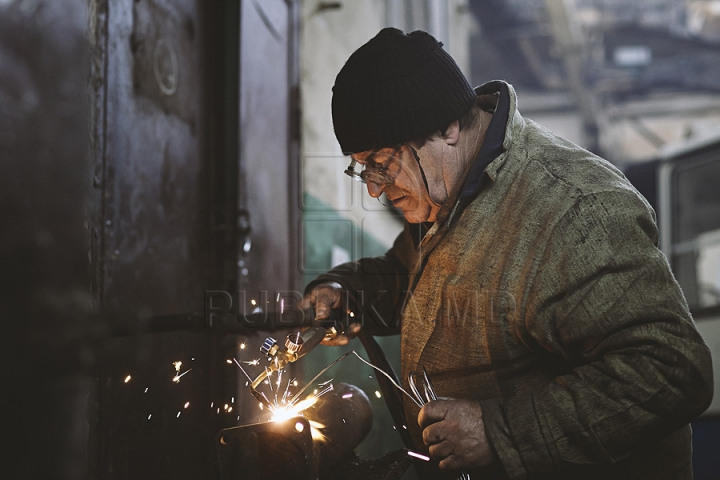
left=418, top=399, right=449, bottom=429
left=422, top=422, right=446, bottom=446
left=438, top=455, right=464, bottom=471
left=321, top=334, right=351, bottom=346
left=419, top=398, right=497, bottom=471
left=299, top=282, right=343, bottom=319
left=428, top=440, right=454, bottom=460
left=348, top=322, right=362, bottom=335
left=300, top=282, right=366, bottom=348
left=320, top=323, right=362, bottom=346
left=423, top=423, right=462, bottom=471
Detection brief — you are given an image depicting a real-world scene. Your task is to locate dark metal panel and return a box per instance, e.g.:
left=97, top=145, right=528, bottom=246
left=103, top=0, right=208, bottom=316
left=89, top=1, right=242, bottom=478
left=0, top=1, right=93, bottom=479
left=238, top=0, right=299, bottom=296
left=87, top=0, right=301, bottom=476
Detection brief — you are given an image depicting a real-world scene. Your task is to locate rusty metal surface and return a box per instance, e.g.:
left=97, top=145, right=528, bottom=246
left=101, top=0, right=209, bottom=317
left=88, top=0, right=246, bottom=478
left=131, top=0, right=198, bottom=124
left=87, top=0, right=303, bottom=478
left=2, top=0, right=301, bottom=477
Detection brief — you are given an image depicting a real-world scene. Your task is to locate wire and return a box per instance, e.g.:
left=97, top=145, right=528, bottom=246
left=408, top=367, right=470, bottom=480
left=288, top=350, right=423, bottom=408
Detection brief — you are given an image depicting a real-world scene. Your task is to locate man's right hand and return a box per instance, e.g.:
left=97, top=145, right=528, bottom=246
left=298, top=282, right=362, bottom=346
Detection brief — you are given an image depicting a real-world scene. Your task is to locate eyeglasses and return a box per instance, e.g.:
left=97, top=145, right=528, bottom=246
left=344, top=144, right=403, bottom=185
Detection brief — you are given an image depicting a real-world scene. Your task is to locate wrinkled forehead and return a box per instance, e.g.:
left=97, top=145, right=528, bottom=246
left=350, top=145, right=402, bottom=164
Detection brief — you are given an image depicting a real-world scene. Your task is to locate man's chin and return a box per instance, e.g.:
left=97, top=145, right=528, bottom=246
left=402, top=207, right=438, bottom=224
left=403, top=211, right=427, bottom=224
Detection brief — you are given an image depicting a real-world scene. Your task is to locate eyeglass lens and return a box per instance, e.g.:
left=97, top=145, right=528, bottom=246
left=344, top=146, right=401, bottom=185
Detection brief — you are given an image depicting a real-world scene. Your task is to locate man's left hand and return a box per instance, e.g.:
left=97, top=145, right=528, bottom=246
left=418, top=398, right=498, bottom=471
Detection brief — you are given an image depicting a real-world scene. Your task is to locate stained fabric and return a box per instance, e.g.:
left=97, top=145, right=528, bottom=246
left=307, top=81, right=713, bottom=480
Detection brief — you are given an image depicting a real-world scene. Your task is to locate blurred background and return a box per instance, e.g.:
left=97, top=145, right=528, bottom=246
left=2, top=0, right=719, bottom=479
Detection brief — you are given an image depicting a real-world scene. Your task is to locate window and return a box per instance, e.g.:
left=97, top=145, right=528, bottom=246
left=671, top=151, right=720, bottom=309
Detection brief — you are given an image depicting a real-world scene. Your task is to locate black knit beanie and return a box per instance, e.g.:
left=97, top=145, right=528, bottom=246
left=331, top=28, right=477, bottom=154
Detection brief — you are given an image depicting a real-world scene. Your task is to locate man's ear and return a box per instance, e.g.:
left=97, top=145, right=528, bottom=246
left=441, top=120, right=460, bottom=146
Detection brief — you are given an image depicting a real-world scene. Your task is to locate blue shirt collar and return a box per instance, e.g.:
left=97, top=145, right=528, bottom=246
left=460, top=81, right=510, bottom=199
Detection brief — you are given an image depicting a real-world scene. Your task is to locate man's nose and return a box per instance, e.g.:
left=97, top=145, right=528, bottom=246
left=366, top=180, right=385, bottom=198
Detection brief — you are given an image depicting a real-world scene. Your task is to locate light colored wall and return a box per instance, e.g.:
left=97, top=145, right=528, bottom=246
left=300, top=0, right=402, bottom=264
left=298, top=2, right=476, bottom=472
left=300, top=0, right=477, bottom=258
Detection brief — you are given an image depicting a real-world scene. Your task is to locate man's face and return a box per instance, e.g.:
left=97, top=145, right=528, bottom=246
left=351, top=142, right=443, bottom=223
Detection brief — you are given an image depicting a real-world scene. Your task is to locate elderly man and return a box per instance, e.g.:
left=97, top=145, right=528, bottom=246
left=300, top=27, right=713, bottom=479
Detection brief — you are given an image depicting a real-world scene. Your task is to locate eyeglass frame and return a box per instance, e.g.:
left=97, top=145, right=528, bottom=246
left=343, top=143, right=404, bottom=185
left=344, top=142, right=431, bottom=194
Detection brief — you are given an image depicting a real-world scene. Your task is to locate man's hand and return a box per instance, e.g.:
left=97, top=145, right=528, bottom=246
left=418, top=398, right=498, bottom=471
left=298, top=282, right=361, bottom=346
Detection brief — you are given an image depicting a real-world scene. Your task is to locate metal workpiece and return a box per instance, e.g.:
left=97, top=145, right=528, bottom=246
left=217, top=417, right=318, bottom=480
left=305, top=383, right=373, bottom=479
left=216, top=382, right=374, bottom=480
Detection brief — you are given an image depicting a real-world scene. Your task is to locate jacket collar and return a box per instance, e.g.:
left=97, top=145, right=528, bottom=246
left=415, top=81, right=523, bottom=242
left=460, top=80, right=521, bottom=200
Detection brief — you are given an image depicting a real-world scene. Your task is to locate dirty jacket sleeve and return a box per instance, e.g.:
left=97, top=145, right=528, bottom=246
left=303, top=222, right=417, bottom=335
left=480, top=189, right=714, bottom=478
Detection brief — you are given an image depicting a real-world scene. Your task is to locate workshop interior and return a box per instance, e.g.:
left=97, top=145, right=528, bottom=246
left=3, top=0, right=720, bottom=479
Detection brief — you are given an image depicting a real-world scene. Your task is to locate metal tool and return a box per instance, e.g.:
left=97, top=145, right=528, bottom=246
left=249, top=323, right=345, bottom=408
left=408, top=367, right=470, bottom=480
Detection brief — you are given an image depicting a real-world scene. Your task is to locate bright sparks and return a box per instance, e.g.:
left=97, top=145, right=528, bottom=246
left=268, top=394, right=326, bottom=442
left=172, top=368, right=191, bottom=383
left=308, top=420, right=325, bottom=441
left=124, top=375, right=132, bottom=383
left=269, top=394, right=317, bottom=422
left=236, top=365, right=336, bottom=443
left=172, top=361, right=192, bottom=383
